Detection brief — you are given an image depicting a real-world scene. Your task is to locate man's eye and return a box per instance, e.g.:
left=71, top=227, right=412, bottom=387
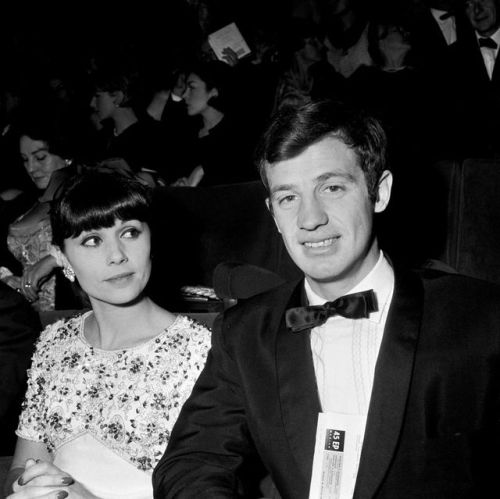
left=82, top=236, right=100, bottom=247
left=278, top=195, right=297, bottom=206
left=324, top=184, right=343, bottom=193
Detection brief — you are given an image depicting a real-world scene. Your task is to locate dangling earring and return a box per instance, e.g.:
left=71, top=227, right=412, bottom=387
left=63, top=264, right=76, bottom=282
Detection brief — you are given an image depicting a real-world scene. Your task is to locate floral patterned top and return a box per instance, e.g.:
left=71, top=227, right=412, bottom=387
left=7, top=212, right=55, bottom=311
left=17, top=311, right=211, bottom=473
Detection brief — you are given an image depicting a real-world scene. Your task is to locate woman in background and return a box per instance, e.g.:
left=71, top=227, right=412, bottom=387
left=5, top=168, right=211, bottom=499
left=180, top=60, right=257, bottom=186
left=0, top=109, right=77, bottom=311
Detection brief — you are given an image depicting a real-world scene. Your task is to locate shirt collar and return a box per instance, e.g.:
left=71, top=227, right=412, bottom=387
left=476, top=26, right=500, bottom=47
left=430, top=8, right=454, bottom=24
left=304, top=251, right=395, bottom=324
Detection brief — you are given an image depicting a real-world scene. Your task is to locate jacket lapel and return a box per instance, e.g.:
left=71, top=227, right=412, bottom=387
left=276, top=281, right=322, bottom=482
left=354, top=269, right=424, bottom=499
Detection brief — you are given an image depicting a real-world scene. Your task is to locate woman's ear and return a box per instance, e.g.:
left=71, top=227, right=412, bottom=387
left=112, top=90, right=125, bottom=108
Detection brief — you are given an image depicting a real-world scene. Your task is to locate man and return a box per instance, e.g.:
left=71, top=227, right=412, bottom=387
left=447, top=0, right=500, bottom=156
left=153, top=100, right=500, bottom=498
left=0, top=280, right=40, bottom=455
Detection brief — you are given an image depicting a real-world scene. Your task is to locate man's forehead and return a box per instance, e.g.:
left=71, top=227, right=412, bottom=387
left=265, top=137, right=362, bottom=189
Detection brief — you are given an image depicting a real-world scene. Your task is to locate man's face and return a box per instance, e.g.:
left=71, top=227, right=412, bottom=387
left=465, top=0, right=499, bottom=36
left=266, top=136, right=392, bottom=300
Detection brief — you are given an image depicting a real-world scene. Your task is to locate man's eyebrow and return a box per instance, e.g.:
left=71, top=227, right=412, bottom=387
left=270, top=183, right=295, bottom=195
left=270, top=172, right=356, bottom=195
left=316, top=171, right=356, bottom=183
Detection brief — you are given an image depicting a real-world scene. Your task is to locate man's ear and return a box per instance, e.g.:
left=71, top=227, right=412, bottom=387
left=374, top=170, right=393, bottom=213
left=265, top=197, right=281, bottom=233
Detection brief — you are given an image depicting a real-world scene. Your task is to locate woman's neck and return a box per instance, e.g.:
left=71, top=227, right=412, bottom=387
left=85, top=296, right=174, bottom=350
left=381, top=48, right=410, bottom=72
left=200, top=107, right=224, bottom=136
left=113, top=107, right=139, bottom=136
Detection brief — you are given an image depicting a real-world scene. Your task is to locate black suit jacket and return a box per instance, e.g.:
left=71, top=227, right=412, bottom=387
left=0, top=281, right=41, bottom=454
left=153, top=268, right=500, bottom=498
left=448, top=30, right=500, bottom=156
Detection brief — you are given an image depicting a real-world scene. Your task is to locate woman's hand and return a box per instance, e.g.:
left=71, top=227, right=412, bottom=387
left=21, top=255, right=58, bottom=302
left=8, top=459, right=100, bottom=498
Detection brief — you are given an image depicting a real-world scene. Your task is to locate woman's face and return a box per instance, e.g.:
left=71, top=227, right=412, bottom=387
left=90, top=90, right=116, bottom=122
left=377, top=24, right=412, bottom=62
left=182, top=73, right=217, bottom=116
left=20, top=136, right=67, bottom=190
left=63, top=218, right=152, bottom=308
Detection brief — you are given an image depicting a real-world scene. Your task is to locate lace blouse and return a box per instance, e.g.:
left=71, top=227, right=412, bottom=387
left=17, top=311, right=211, bottom=473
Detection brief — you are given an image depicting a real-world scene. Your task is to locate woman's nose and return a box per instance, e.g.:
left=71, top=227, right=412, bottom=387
left=107, top=240, right=128, bottom=265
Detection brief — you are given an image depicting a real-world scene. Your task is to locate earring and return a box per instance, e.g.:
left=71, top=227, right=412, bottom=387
left=63, top=265, right=76, bottom=282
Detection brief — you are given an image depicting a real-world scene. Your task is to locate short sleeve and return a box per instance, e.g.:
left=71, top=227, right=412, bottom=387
left=15, top=320, right=63, bottom=447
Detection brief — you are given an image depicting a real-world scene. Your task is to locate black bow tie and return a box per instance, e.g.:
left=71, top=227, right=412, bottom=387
left=479, top=37, right=498, bottom=49
left=286, top=290, right=378, bottom=333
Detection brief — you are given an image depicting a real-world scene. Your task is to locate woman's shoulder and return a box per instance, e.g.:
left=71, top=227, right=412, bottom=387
left=35, top=312, right=87, bottom=352
left=158, top=314, right=211, bottom=348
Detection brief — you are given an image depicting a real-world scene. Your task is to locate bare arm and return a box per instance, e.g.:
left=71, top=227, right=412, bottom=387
left=4, top=438, right=52, bottom=495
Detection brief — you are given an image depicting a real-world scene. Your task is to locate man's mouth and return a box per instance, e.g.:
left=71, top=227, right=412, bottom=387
left=303, top=237, right=339, bottom=248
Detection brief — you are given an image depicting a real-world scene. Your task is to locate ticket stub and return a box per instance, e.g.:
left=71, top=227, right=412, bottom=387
left=308, top=412, right=366, bottom=499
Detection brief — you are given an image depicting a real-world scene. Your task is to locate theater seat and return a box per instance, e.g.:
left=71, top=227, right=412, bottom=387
left=432, top=158, right=500, bottom=284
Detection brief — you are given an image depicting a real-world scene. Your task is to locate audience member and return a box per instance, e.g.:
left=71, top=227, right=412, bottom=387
left=180, top=60, right=257, bottom=186
left=153, top=100, right=500, bottom=498
left=144, top=65, right=200, bottom=184
left=273, top=18, right=325, bottom=109
left=0, top=109, right=78, bottom=312
left=348, top=15, right=427, bottom=165
left=447, top=0, right=500, bottom=157
left=0, top=280, right=40, bottom=456
left=4, top=169, right=211, bottom=498
left=90, top=67, right=168, bottom=185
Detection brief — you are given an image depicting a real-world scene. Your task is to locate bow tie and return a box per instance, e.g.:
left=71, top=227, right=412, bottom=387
left=286, top=290, right=378, bottom=333
left=479, top=37, right=498, bottom=49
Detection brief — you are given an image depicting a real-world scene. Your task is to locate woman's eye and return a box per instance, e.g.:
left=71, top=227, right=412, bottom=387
left=81, top=236, right=100, bottom=247
left=35, top=155, right=47, bottom=162
left=122, top=227, right=141, bottom=239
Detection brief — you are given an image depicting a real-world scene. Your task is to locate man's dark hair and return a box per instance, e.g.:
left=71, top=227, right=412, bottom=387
left=256, top=99, right=388, bottom=203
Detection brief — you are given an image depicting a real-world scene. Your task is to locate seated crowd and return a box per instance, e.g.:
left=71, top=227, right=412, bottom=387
left=1, top=0, right=500, bottom=497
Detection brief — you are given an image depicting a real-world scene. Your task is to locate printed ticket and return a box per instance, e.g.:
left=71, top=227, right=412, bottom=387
left=309, top=412, right=366, bottom=499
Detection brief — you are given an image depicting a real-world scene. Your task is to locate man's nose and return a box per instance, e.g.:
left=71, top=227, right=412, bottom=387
left=298, top=196, right=328, bottom=230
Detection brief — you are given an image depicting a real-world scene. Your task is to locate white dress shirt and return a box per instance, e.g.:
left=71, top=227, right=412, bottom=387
left=430, top=8, right=457, bottom=46
left=476, top=27, right=500, bottom=79
left=306, top=252, right=394, bottom=416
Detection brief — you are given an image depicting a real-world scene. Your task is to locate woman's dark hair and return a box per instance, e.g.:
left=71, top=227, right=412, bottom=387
left=15, top=105, right=76, bottom=159
left=188, top=60, right=234, bottom=113
left=91, top=67, right=142, bottom=108
left=51, top=167, right=153, bottom=248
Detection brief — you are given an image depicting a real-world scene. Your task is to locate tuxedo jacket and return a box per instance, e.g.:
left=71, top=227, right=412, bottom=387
left=153, top=268, right=500, bottom=498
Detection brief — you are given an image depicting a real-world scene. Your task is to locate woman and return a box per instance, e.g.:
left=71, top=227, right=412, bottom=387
left=5, top=169, right=211, bottom=499
left=90, top=68, right=167, bottom=186
left=0, top=110, right=77, bottom=311
left=180, top=61, right=256, bottom=186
